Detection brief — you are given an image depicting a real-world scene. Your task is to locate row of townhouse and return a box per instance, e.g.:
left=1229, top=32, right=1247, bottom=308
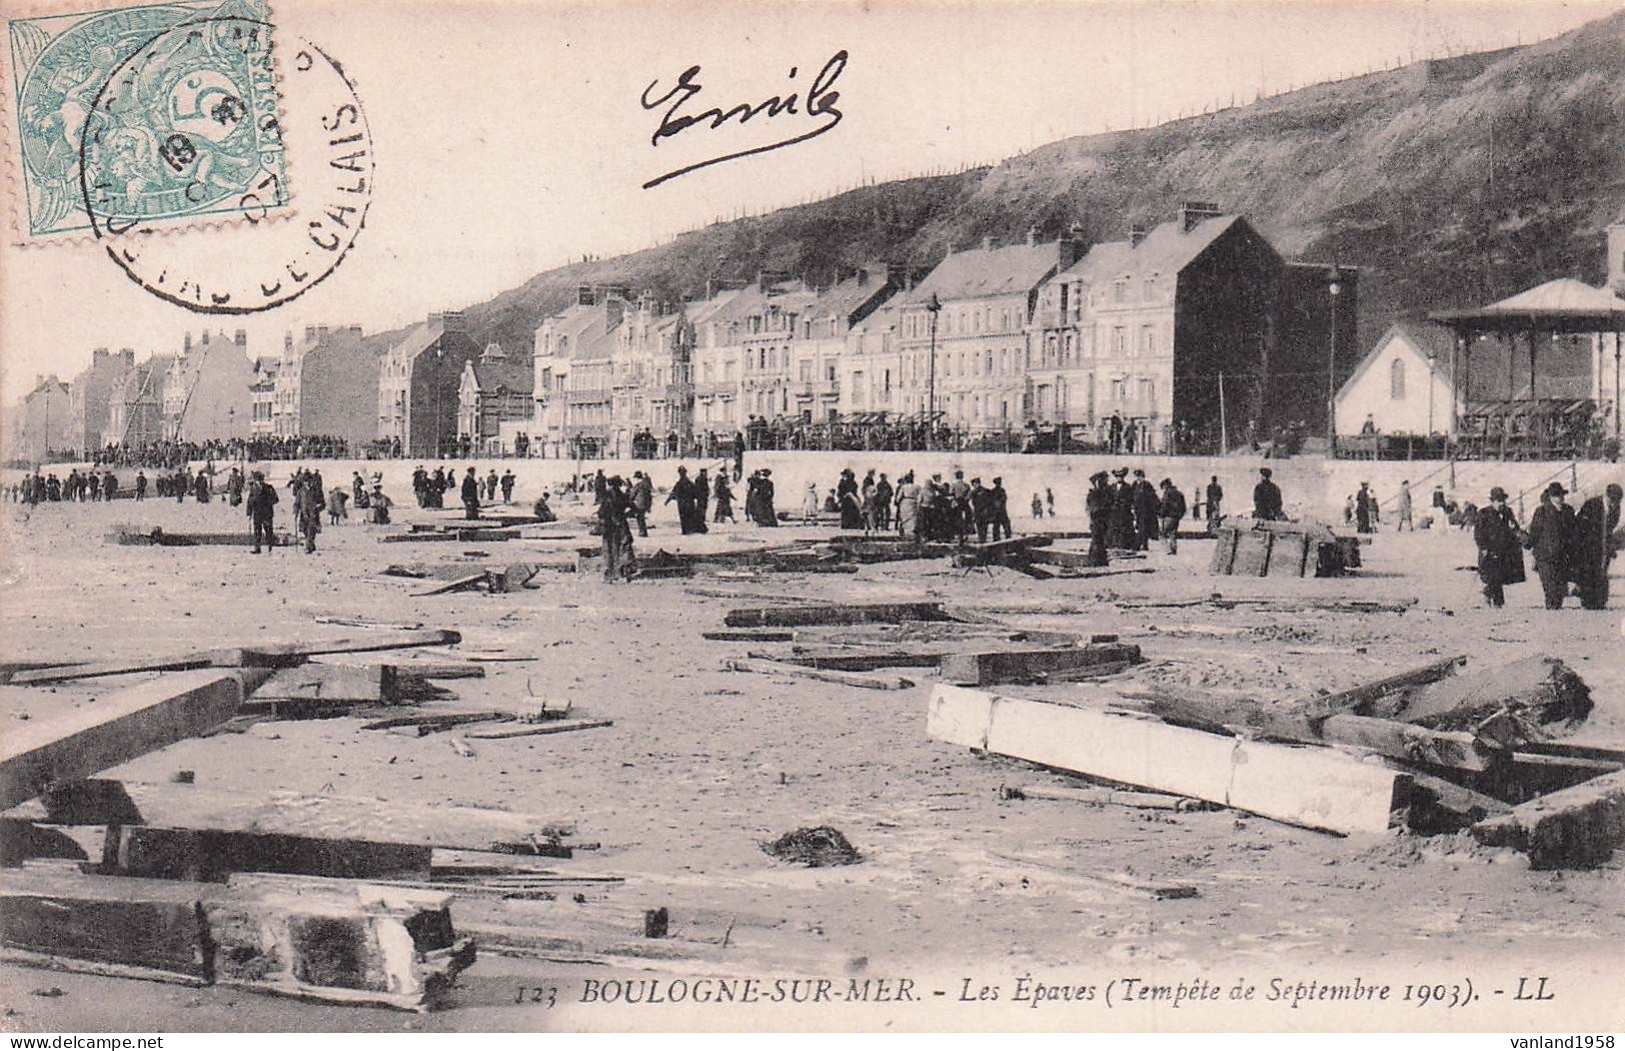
left=513, top=202, right=1358, bottom=458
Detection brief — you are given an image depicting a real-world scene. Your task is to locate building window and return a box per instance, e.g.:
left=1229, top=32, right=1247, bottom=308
left=1390, top=358, right=1407, bottom=400
left=1143, top=276, right=1156, bottom=299
left=1141, top=325, right=1156, bottom=356
left=1111, top=327, right=1127, bottom=356
left=1113, top=279, right=1127, bottom=303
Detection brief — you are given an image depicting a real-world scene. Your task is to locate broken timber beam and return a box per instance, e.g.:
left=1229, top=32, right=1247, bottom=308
left=724, top=658, right=915, bottom=691
left=928, top=685, right=1409, bottom=835
left=5, top=779, right=577, bottom=854
left=104, top=825, right=433, bottom=882
left=1001, top=784, right=1202, bottom=811
left=412, top=572, right=490, bottom=597
left=250, top=663, right=398, bottom=704
left=1120, top=686, right=1504, bottom=772
left=0, top=672, right=246, bottom=811
left=754, top=648, right=944, bottom=671
left=939, top=644, right=1143, bottom=687
left=724, top=601, right=949, bottom=628
left=8, top=629, right=463, bottom=685
left=1297, top=656, right=1468, bottom=719
left=463, top=718, right=614, bottom=740
left=1470, top=769, right=1625, bottom=869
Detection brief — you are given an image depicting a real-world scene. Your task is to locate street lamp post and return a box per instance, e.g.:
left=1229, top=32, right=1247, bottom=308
left=924, top=292, right=942, bottom=450
left=1426, top=347, right=1437, bottom=437
left=1326, top=268, right=1343, bottom=455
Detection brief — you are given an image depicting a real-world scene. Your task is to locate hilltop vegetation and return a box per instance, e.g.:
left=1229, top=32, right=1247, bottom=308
left=394, top=11, right=1625, bottom=360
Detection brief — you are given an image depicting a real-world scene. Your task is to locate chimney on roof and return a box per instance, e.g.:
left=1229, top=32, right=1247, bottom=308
left=350, top=325, right=363, bottom=337
left=981, top=236, right=993, bottom=252
left=577, top=285, right=595, bottom=306
left=1058, top=232, right=1084, bottom=271
left=1177, top=200, right=1223, bottom=233
left=234, top=329, right=247, bottom=347
left=304, top=325, right=317, bottom=342
left=201, top=331, right=211, bottom=346
left=442, top=311, right=467, bottom=333
left=93, top=347, right=109, bottom=363
left=284, top=333, right=294, bottom=354
left=316, top=325, right=329, bottom=339
left=183, top=333, right=192, bottom=354
left=1130, top=224, right=1149, bottom=248
left=1027, top=225, right=1039, bottom=246
left=885, top=262, right=909, bottom=290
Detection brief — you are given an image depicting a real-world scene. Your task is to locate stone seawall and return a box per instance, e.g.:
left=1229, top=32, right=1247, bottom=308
left=17, top=452, right=1624, bottom=522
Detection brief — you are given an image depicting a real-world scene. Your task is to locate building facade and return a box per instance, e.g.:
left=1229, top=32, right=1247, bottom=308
left=273, top=324, right=374, bottom=450
left=897, top=233, right=1076, bottom=429
left=377, top=312, right=481, bottom=457
left=160, top=330, right=255, bottom=442
left=249, top=358, right=279, bottom=436
left=458, top=343, right=534, bottom=455
left=531, top=288, right=627, bottom=457
left=68, top=348, right=135, bottom=457
left=105, top=356, right=172, bottom=449
left=11, top=376, right=72, bottom=463
left=1029, top=204, right=1358, bottom=452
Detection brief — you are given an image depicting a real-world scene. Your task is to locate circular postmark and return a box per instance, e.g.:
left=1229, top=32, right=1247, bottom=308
left=77, top=15, right=373, bottom=314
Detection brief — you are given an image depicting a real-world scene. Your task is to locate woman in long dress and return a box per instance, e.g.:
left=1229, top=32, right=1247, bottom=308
left=599, top=476, right=637, bottom=582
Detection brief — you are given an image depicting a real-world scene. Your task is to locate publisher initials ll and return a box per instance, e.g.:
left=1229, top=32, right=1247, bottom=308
left=1512, top=977, right=1554, bottom=1001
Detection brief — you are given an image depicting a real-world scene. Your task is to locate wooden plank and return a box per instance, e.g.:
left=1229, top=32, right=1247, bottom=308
left=1265, top=532, right=1309, bottom=578
left=412, top=573, right=489, bottom=597
left=1121, top=685, right=1502, bottom=772
left=1231, top=530, right=1273, bottom=576
left=1394, top=656, right=1591, bottom=730
left=462, top=718, right=614, bottom=740
left=6, top=779, right=577, bottom=851
left=106, top=825, right=433, bottom=882
left=754, top=648, right=944, bottom=671
left=1001, top=784, right=1202, bottom=811
left=701, top=629, right=796, bottom=642
left=1471, top=769, right=1625, bottom=869
left=1207, top=527, right=1239, bottom=574
left=238, top=629, right=463, bottom=664
left=251, top=663, right=394, bottom=704
left=928, top=686, right=1408, bottom=835
left=0, top=867, right=211, bottom=982
left=724, top=601, right=948, bottom=628
left=939, top=644, right=1143, bottom=687
left=1298, top=656, right=1467, bottom=719
left=0, top=672, right=245, bottom=810
left=8, top=651, right=221, bottom=685
left=360, top=710, right=512, bottom=731
left=724, top=658, right=915, bottom=691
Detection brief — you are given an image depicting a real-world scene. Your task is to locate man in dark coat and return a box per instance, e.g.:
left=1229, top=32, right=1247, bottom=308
left=1473, top=486, right=1523, bottom=608
left=1252, top=467, right=1283, bottom=521
left=712, top=471, right=735, bottom=523
left=246, top=470, right=278, bottom=553
left=969, top=478, right=993, bottom=543
left=1157, top=478, right=1188, bottom=555
left=1106, top=468, right=1135, bottom=549
left=135, top=471, right=147, bottom=500
left=1525, top=483, right=1575, bottom=610
left=1355, top=482, right=1376, bottom=533
left=989, top=477, right=1012, bottom=541
left=874, top=473, right=894, bottom=531
left=694, top=468, right=711, bottom=527
left=412, top=466, right=428, bottom=507
left=294, top=472, right=325, bottom=553
left=1131, top=469, right=1160, bottom=550
left=1570, top=483, right=1623, bottom=610
left=666, top=466, right=700, bottom=534
left=461, top=466, right=481, bottom=520
left=1085, top=472, right=1112, bottom=567
left=1204, top=475, right=1223, bottom=532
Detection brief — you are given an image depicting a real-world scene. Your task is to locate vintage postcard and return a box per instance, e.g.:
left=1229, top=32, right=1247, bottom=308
left=1, top=0, right=1623, bottom=1038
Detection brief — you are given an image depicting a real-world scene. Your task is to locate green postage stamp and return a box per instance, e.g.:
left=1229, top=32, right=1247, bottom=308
left=5, top=0, right=288, bottom=241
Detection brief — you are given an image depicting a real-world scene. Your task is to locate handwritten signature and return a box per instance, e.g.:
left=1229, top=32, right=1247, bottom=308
left=639, top=50, right=847, bottom=190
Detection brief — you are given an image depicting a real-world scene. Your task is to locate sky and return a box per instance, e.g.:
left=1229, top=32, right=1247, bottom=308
left=2, top=0, right=1619, bottom=403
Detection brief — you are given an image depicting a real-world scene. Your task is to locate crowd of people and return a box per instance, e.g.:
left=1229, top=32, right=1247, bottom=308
left=91, top=435, right=356, bottom=469
left=1473, top=481, right=1622, bottom=610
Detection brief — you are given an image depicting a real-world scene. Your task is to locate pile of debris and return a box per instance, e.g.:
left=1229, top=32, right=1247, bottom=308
left=928, top=654, right=1622, bottom=869
left=1210, top=518, right=1363, bottom=577
left=0, top=627, right=676, bottom=1011
left=709, top=600, right=1143, bottom=691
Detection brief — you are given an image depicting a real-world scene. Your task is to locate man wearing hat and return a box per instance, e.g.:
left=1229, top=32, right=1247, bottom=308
left=1355, top=482, right=1376, bottom=534
left=1157, top=478, right=1188, bottom=555
left=1131, top=469, right=1160, bottom=550
left=1086, top=472, right=1112, bottom=566
left=245, top=470, right=278, bottom=554
left=1524, top=482, right=1575, bottom=609
left=1252, top=467, right=1283, bottom=521
left=1571, top=483, right=1623, bottom=610
left=1106, top=468, right=1135, bottom=549
left=989, top=477, right=1012, bottom=541
left=598, top=475, right=637, bottom=581
left=1472, top=487, right=1524, bottom=608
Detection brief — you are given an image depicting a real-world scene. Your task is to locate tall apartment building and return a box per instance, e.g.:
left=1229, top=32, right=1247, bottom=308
left=531, top=287, right=628, bottom=457
left=68, top=348, right=135, bottom=457
left=105, top=356, right=172, bottom=449
left=458, top=342, right=534, bottom=455
left=377, top=312, right=481, bottom=457
left=272, top=324, right=375, bottom=449
left=161, top=330, right=255, bottom=442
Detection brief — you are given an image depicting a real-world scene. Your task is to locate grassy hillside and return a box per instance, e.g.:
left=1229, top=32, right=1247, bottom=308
left=389, top=10, right=1625, bottom=362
